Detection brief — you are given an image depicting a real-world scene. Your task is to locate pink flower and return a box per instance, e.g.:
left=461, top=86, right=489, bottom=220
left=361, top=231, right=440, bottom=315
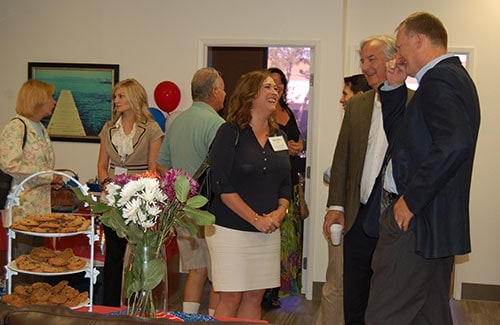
left=113, top=173, right=136, bottom=186
left=159, top=169, right=199, bottom=201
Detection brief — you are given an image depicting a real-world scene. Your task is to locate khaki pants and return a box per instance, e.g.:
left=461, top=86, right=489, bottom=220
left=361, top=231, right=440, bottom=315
left=315, top=241, right=344, bottom=325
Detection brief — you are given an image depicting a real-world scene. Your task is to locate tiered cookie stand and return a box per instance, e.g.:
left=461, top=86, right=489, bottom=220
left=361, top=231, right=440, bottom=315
left=4, top=170, right=99, bottom=312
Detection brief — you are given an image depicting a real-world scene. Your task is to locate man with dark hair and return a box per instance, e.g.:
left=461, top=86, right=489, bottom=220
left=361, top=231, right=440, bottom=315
left=366, top=12, right=480, bottom=324
left=323, top=73, right=370, bottom=182
left=339, top=74, right=371, bottom=110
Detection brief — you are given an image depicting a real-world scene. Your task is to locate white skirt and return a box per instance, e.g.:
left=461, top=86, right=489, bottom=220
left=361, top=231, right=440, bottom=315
left=205, top=224, right=280, bottom=292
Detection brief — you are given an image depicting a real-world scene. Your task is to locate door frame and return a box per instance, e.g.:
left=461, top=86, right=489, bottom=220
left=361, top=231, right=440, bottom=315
left=198, top=39, right=319, bottom=298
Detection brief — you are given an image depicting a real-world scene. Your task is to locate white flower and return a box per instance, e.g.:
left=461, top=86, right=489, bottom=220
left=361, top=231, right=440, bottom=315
left=145, top=202, right=162, bottom=216
left=137, top=209, right=156, bottom=229
left=113, top=177, right=167, bottom=230
left=105, top=183, right=121, bottom=205
left=140, top=180, right=167, bottom=203
left=122, top=198, right=142, bottom=225
left=118, top=181, right=142, bottom=207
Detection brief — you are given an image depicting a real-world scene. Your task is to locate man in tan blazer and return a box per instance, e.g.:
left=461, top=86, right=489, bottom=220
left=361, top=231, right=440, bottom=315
left=316, top=74, right=370, bottom=325
left=321, top=35, right=402, bottom=324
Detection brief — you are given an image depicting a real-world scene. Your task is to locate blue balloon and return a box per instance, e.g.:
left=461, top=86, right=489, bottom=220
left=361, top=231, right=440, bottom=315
left=149, top=107, right=166, bottom=132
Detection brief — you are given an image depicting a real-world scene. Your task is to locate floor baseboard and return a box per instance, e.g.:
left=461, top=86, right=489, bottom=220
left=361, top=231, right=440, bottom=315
left=313, top=281, right=500, bottom=302
left=461, top=283, right=500, bottom=301
left=312, top=281, right=323, bottom=301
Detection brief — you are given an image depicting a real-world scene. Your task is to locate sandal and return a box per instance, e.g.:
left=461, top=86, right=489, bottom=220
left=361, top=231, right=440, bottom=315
left=261, top=297, right=281, bottom=309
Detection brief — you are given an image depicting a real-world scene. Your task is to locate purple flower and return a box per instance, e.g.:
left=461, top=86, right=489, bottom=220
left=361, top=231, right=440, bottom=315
left=113, top=173, right=137, bottom=186
left=159, top=169, right=199, bottom=201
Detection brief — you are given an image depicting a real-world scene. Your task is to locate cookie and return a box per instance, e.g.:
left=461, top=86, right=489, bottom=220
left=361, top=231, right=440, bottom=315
left=66, top=256, right=86, bottom=270
left=47, top=257, right=68, bottom=267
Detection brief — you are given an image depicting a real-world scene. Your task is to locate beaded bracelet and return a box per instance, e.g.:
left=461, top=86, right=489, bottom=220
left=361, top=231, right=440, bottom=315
left=99, top=177, right=112, bottom=187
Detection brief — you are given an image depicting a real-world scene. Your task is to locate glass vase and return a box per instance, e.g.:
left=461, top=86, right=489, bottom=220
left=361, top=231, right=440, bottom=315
left=120, top=241, right=168, bottom=317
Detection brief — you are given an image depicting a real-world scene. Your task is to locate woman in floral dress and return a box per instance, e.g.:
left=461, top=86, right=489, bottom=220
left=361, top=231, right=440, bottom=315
left=0, top=80, right=63, bottom=259
left=262, top=68, right=304, bottom=308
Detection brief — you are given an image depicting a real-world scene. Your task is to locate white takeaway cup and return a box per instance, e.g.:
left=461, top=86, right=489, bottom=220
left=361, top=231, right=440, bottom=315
left=330, top=224, right=343, bottom=245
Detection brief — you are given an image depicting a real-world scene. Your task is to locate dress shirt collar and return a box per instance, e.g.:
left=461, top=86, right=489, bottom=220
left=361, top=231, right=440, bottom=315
left=415, top=53, right=454, bottom=83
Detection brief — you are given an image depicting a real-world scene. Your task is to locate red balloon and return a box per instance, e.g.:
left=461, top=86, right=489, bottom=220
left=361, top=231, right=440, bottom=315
left=154, top=81, right=181, bottom=113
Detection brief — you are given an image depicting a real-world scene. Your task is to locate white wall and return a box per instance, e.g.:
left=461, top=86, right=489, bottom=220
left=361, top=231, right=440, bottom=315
left=0, top=0, right=344, bottom=299
left=1, top=0, right=498, bottom=300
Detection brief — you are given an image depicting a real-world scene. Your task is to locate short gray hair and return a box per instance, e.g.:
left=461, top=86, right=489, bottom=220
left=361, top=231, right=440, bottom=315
left=191, top=67, right=221, bottom=101
left=359, top=35, right=397, bottom=60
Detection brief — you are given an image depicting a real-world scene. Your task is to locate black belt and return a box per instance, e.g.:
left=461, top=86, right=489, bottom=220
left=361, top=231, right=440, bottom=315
left=381, top=190, right=399, bottom=213
left=383, top=190, right=399, bottom=201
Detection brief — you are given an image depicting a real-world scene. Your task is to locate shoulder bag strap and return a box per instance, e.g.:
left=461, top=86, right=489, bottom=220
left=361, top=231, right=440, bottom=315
left=12, top=118, right=27, bottom=149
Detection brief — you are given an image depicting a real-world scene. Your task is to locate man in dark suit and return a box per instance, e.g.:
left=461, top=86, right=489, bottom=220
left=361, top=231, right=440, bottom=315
left=365, top=12, right=480, bottom=324
left=322, top=35, right=412, bottom=324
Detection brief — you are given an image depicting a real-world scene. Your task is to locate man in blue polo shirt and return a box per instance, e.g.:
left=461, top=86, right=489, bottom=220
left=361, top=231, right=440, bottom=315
left=157, top=67, right=226, bottom=315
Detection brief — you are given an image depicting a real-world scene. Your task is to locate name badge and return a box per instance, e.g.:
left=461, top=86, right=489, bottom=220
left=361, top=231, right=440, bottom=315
left=269, top=135, right=288, bottom=152
left=115, top=166, right=128, bottom=175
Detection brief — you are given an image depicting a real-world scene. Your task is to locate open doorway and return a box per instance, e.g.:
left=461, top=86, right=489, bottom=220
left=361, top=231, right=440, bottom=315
left=205, top=44, right=313, bottom=295
left=267, top=47, right=310, bottom=152
left=207, top=46, right=311, bottom=169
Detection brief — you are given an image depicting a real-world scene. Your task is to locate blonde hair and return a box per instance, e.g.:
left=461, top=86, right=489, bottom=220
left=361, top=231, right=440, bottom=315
left=16, top=79, right=55, bottom=118
left=227, top=70, right=278, bottom=133
left=110, top=78, right=152, bottom=125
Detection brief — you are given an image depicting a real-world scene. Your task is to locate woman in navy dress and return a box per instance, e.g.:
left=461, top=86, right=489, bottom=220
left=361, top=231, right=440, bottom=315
left=205, top=70, right=292, bottom=320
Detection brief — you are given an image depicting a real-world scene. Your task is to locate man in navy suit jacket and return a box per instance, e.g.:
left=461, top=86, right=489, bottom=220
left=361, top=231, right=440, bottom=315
left=365, top=12, right=480, bottom=324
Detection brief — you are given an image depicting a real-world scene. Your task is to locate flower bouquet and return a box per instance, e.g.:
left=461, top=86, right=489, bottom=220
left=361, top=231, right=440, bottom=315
left=72, top=169, right=214, bottom=317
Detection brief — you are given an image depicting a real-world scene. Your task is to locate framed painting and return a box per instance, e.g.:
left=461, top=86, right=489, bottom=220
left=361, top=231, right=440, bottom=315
left=28, top=62, right=119, bottom=142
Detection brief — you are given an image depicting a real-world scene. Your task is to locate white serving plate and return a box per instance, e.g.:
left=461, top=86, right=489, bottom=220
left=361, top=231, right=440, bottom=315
left=7, top=258, right=89, bottom=276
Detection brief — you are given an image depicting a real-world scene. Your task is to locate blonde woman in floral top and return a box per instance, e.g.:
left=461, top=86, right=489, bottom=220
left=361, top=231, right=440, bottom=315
left=0, top=80, right=63, bottom=222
